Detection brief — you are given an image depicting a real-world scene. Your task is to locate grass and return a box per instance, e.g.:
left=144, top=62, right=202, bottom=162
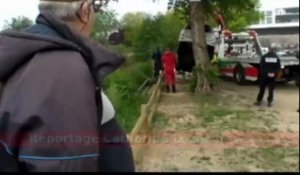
left=209, top=91, right=299, bottom=172
left=193, top=92, right=279, bottom=132
left=223, top=148, right=300, bottom=172
left=162, top=164, right=179, bottom=172
left=189, top=85, right=298, bottom=172
left=152, top=112, right=168, bottom=130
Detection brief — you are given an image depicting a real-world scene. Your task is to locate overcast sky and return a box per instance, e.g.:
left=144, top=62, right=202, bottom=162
left=0, top=0, right=299, bottom=29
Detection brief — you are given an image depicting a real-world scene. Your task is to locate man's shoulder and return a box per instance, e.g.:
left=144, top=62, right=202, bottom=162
left=30, top=50, right=91, bottom=79
left=35, top=50, right=87, bottom=68
left=263, top=52, right=278, bottom=58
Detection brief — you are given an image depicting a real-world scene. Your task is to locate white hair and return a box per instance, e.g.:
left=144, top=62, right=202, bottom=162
left=38, top=0, right=93, bottom=21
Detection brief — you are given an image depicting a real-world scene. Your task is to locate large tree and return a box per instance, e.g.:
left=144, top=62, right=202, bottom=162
left=169, top=0, right=262, bottom=94
left=4, top=16, right=33, bottom=31
left=104, top=0, right=262, bottom=93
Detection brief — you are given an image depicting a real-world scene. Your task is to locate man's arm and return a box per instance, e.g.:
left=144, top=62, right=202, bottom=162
left=258, top=54, right=267, bottom=78
left=98, top=93, right=135, bottom=172
left=259, top=55, right=265, bottom=71
left=98, top=118, right=135, bottom=172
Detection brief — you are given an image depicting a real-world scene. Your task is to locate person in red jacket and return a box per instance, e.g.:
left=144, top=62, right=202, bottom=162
left=162, top=47, right=178, bottom=93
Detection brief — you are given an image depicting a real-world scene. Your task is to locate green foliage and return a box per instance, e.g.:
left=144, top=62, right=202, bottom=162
left=169, top=0, right=262, bottom=32
left=131, top=16, right=161, bottom=59
left=104, top=61, right=153, bottom=132
left=162, top=12, right=186, bottom=49
left=101, top=10, right=187, bottom=132
left=121, top=12, right=149, bottom=47
left=4, top=16, right=33, bottom=31
left=121, top=12, right=186, bottom=60
left=209, top=0, right=263, bottom=32
left=169, top=0, right=191, bottom=23
left=92, top=10, right=120, bottom=44
left=108, top=45, right=132, bottom=57
left=103, top=11, right=166, bottom=132
left=207, top=65, right=220, bottom=85
left=223, top=148, right=299, bottom=171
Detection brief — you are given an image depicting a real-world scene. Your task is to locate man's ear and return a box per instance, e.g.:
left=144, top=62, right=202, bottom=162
left=80, top=0, right=91, bottom=23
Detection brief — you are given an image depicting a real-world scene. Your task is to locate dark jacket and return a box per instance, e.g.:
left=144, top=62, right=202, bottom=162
left=0, top=13, right=134, bottom=172
left=259, top=51, right=281, bottom=78
left=152, top=49, right=162, bottom=69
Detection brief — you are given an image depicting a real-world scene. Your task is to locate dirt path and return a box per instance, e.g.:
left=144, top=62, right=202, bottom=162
left=136, top=78, right=299, bottom=172
left=137, top=77, right=205, bottom=172
left=220, top=80, right=299, bottom=132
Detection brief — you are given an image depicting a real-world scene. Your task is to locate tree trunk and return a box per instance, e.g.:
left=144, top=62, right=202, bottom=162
left=190, top=1, right=212, bottom=94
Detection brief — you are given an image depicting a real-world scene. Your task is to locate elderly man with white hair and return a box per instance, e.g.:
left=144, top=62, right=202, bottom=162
left=0, top=0, right=134, bottom=172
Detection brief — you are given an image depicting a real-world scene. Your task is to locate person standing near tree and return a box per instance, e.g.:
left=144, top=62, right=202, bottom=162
left=254, top=45, right=281, bottom=107
left=162, top=47, right=178, bottom=93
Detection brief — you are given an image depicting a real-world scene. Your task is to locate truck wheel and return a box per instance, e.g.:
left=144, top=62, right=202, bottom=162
left=234, top=65, right=246, bottom=85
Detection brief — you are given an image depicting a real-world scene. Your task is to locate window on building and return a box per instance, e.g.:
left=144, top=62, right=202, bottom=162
left=266, top=17, right=273, bottom=24
left=286, top=7, right=299, bottom=14
left=276, top=9, right=280, bottom=15
left=266, top=10, right=272, bottom=16
left=276, top=9, right=285, bottom=15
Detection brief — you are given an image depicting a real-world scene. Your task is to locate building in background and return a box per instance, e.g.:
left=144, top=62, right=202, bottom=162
left=249, top=6, right=299, bottom=53
left=256, top=6, right=299, bottom=25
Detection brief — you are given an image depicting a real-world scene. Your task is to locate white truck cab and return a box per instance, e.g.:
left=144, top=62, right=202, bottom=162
left=216, top=31, right=300, bottom=85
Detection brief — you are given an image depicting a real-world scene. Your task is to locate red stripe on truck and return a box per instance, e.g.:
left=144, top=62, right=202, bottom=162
left=244, top=67, right=259, bottom=77
left=221, top=68, right=234, bottom=74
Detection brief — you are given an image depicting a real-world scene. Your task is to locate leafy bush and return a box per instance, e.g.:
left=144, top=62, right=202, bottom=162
left=102, top=11, right=186, bottom=132
left=104, top=61, right=153, bottom=132
left=121, top=12, right=186, bottom=61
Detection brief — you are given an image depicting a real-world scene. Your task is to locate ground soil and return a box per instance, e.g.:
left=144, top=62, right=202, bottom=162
left=136, top=77, right=299, bottom=172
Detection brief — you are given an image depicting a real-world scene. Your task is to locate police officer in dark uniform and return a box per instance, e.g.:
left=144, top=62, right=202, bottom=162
left=254, top=45, right=281, bottom=107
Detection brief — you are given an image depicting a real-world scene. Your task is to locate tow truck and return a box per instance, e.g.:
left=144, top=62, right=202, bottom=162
left=216, top=30, right=300, bottom=85
left=176, top=8, right=299, bottom=86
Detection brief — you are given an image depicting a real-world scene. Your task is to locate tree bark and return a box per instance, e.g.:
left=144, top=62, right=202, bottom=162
left=190, top=1, right=212, bottom=94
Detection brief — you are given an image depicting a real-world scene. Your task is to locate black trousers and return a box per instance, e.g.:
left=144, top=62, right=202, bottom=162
left=257, top=77, right=276, bottom=103
left=207, top=46, right=215, bottom=61
left=99, top=118, right=135, bottom=172
left=154, top=62, right=161, bottom=79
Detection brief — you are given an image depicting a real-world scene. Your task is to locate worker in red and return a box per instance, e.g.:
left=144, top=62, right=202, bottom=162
left=162, top=47, right=178, bottom=93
